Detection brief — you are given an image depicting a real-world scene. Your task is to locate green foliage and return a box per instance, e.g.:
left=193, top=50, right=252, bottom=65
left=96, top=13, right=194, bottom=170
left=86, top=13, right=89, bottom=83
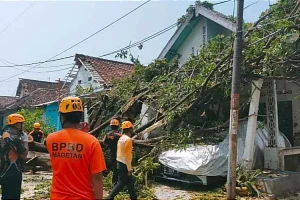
left=93, top=0, right=300, bottom=154
left=139, top=157, right=160, bottom=186
left=115, top=49, right=141, bottom=65
left=236, top=166, right=262, bottom=197
left=33, top=179, right=51, bottom=199
left=75, top=84, right=94, bottom=96
left=18, top=109, right=55, bottom=135
left=195, top=0, right=214, bottom=10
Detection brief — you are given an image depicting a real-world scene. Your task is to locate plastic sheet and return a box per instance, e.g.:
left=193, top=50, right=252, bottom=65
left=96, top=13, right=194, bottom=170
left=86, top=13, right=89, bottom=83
left=158, top=121, right=291, bottom=177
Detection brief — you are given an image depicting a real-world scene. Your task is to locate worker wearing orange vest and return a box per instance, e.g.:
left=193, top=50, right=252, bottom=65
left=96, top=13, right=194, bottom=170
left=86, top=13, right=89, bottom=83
left=103, top=119, right=121, bottom=186
left=46, top=97, right=106, bottom=200
left=106, top=121, right=137, bottom=200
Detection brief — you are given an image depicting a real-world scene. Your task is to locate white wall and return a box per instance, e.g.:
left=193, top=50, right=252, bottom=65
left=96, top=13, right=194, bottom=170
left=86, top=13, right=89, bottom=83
left=69, top=65, right=103, bottom=95
left=139, top=103, right=162, bottom=139
left=260, top=80, right=300, bottom=145
left=177, top=18, right=207, bottom=65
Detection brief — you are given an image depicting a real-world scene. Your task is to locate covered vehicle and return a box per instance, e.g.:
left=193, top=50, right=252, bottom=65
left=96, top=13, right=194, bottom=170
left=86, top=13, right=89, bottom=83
left=157, top=121, right=291, bottom=185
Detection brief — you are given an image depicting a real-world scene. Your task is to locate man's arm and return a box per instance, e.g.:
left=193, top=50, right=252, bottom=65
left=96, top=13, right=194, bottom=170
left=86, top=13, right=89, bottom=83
left=41, top=131, right=45, bottom=139
left=20, top=141, right=28, bottom=159
left=90, top=140, right=107, bottom=200
left=92, top=172, right=103, bottom=200
left=20, top=133, right=29, bottom=159
left=124, top=139, right=133, bottom=175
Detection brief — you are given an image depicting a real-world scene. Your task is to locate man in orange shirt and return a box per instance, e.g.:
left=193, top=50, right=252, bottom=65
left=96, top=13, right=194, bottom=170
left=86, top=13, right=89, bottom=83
left=106, top=121, right=137, bottom=200
left=46, top=96, right=106, bottom=200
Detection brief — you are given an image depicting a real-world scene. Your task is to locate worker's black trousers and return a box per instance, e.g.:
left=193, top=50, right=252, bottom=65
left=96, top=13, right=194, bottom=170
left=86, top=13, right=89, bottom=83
left=0, top=165, right=22, bottom=200
left=107, top=163, right=137, bottom=200
left=111, top=160, right=118, bottom=186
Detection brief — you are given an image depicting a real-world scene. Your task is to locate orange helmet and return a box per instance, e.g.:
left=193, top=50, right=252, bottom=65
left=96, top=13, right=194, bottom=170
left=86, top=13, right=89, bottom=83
left=121, top=121, right=133, bottom=129
left=59, top=96, right=84, bottom=113
left=6, top=113, right=25, bottom=125
left=34, top=122, right=41, bottom=128
left=110, top=119, right=119, bottom=126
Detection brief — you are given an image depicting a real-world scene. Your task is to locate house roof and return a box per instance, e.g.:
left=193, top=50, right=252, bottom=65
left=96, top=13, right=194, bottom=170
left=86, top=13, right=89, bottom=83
left=158, top=5, right=236, bottom=60
left=4, top=87, right=70, bottom=111
left=75, top=54, right=134, bottom=86
left=0, top=96, right=18, bottom=109
left=16, top=78, right=70, bottom=97
left=2, top=86, right=70, bottom=112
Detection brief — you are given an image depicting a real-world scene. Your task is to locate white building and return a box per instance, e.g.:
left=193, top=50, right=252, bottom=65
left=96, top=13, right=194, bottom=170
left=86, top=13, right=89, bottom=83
left=68, top=54, right=134, bottom=95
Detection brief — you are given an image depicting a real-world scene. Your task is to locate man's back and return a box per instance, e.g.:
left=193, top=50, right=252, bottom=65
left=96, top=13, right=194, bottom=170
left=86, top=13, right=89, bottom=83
left=104, top=131, right=121, bottom=160
left=46, top=128, right=106, bottom=200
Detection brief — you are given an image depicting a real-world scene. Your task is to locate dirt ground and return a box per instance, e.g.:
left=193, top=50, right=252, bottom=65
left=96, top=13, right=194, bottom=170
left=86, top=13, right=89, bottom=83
left=0, top=171, right=298, bottom=200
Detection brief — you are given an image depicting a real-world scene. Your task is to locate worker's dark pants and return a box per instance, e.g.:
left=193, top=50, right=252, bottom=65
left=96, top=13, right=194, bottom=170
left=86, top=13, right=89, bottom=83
left=0, top=165, right=22, bottom=200
left=111, top=159, right=118, bottom=186
left=107, top=162, right=137, bottom=200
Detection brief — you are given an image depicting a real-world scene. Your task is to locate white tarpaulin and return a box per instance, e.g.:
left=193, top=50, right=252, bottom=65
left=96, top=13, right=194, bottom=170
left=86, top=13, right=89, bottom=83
left=158, top=121, right=291, bottom=177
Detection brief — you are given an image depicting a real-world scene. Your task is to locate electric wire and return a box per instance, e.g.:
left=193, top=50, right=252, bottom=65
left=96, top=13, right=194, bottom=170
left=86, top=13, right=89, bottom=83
left=98, top=23, right=177, bottom=58
left=0, top=0, right=151, bottom=82
left=0, top=1, right=36, bottom=37
left=0, top=2, right=297, bottom=79
left=0, top=2, right=293, bottom=69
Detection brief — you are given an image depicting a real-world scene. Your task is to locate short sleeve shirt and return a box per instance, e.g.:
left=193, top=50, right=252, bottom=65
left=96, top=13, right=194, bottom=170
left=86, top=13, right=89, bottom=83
left=46, top=128, right=106, bottom=200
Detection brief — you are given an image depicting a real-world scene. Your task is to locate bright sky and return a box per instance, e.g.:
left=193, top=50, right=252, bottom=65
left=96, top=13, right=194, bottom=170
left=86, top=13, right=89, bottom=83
left=0, top=0, right=276, bottom=96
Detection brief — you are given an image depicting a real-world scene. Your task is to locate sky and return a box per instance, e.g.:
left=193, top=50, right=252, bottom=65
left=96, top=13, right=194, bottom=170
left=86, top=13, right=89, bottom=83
left=0, top=0, right=276, bottom=96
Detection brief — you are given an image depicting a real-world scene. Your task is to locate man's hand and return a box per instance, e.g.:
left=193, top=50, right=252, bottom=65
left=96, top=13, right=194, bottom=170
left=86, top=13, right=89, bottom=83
left=127, top=170, right=133, bottom=176
left=78, top=122, right=90, bottom=133
left=92, top=172, right=103, bottom=200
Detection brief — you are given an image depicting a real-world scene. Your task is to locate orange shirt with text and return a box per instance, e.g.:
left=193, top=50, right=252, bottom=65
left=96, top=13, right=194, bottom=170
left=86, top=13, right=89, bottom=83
left=46, top=128, right=106, bottom=200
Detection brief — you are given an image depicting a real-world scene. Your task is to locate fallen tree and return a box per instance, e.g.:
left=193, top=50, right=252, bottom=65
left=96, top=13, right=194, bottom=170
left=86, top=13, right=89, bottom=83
left=85, top=0, right=300, bottom=158
left=27, top=0, right=300, bottom=173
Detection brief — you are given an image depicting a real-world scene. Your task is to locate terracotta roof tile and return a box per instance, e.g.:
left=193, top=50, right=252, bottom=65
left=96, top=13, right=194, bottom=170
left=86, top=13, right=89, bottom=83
left=4, top=87, right=69, bottom=111
left=16, top=78, right=70, bottom=97
left=75, top=54, right=134, bottom=86
left=0, top=96, right=18, bottom=109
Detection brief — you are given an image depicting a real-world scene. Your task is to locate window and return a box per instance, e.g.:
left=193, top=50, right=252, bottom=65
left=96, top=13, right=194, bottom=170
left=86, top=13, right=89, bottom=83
left=88, top=77, right=92, bottom=81
left=202, top=26, right=206, bottom=44
left=78, top=80, right=82, bottom=84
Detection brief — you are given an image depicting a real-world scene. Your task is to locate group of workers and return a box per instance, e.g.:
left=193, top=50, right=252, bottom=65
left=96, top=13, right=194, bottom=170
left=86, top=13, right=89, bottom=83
left=0, top=96, right=136, bottom=200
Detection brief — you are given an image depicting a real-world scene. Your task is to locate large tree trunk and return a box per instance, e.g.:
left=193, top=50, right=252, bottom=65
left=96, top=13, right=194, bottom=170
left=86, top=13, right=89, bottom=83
left=28, top=141, right=48, bottom=153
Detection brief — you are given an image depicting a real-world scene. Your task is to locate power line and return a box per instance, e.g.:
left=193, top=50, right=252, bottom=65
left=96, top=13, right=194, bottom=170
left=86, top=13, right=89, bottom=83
left=45, top=0, right=151, bottom=61
left=0, top=22, right=176, bottom=69
left=0, top=0, right=151, bottom=83
left=11, top=66, right=72, bottom=73
left=0, top=56, right=74, bottom=68
left=27, top=67, right=72, bottom=73
left=0, top=63, right=73, bottom=68
left=0, top=5, right=296, bottom=72
left=214, top=0, right=233, bottom=6
left=0, top=1, right=36, bottom=36
left=99, top=23, right=177, bottom=58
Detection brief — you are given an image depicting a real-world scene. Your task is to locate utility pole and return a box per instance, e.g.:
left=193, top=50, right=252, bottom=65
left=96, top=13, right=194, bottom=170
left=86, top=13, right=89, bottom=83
left=227, top=0, right=244, bottom=199
left=56, top=78, right=61, bottom=131
left=56, top=78, right=61, bottom=103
